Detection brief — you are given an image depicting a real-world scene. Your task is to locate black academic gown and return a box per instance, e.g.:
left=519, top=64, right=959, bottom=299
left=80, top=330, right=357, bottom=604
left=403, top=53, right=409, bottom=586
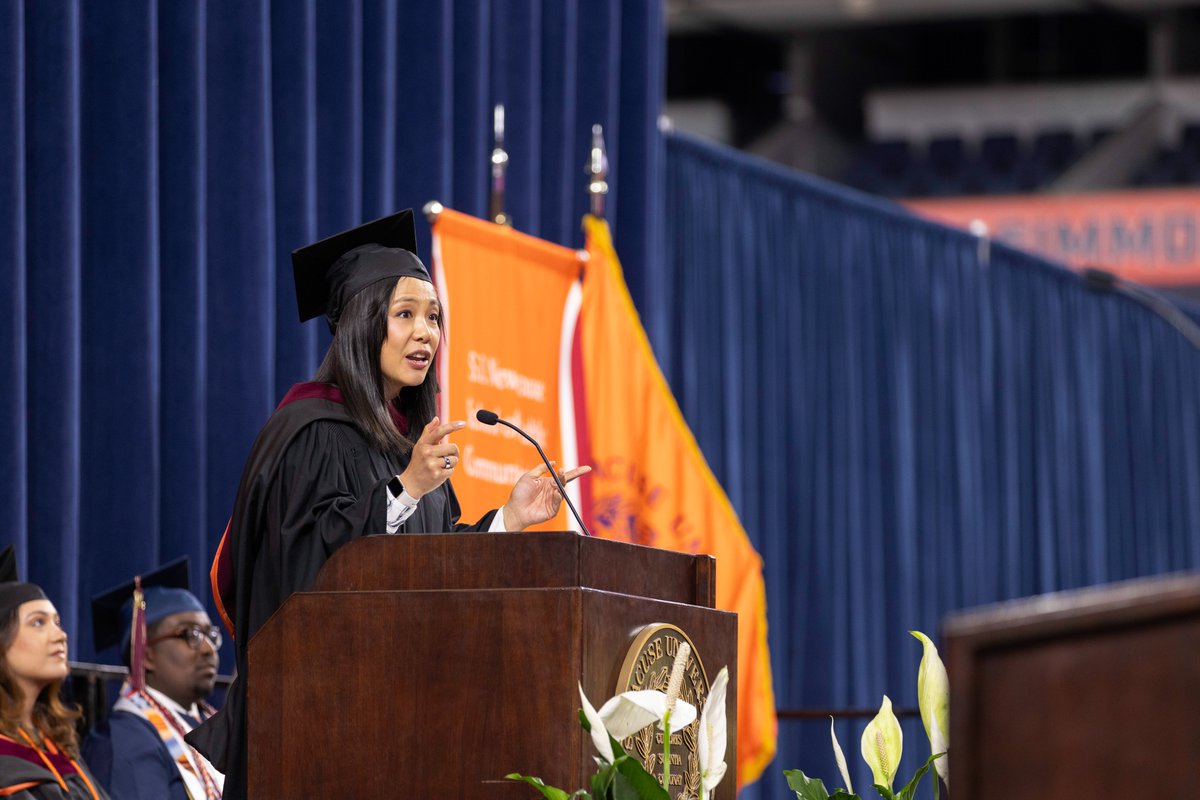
left=186, top=386, right=496, bottom=800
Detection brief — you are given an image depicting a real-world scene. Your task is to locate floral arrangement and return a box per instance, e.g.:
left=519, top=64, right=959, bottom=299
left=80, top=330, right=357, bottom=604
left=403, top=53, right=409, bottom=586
left=508, top=642, right=730, bottom=800
left=784, top=631, right=950, bottom=800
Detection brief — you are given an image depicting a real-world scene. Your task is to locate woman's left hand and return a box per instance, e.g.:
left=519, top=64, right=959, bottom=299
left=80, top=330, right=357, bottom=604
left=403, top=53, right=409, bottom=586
left=502, top=462, right=592, bottom=531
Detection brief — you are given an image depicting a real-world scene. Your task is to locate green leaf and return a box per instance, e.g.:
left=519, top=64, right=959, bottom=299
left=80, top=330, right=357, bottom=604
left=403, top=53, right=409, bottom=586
left=829, top=792, right=861, bottom=800
left=871, top=784, right=897, bottom=800
left=783, top=769, right=831, bottom=800
left=611, top=772, right=638, bottom=800
left=613, top=756, right=670, bottom=800
left=892, top=753, right=943, bottom=800
left=590, top=762, right=615, bottom=798
left=505, top=773, right=573, bottom=800
left=609, top=734, right=629, bottom=759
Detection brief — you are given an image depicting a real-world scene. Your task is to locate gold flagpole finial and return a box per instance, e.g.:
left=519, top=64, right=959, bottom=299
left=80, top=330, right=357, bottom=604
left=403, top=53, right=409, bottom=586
left=587, top=124, right=609, bottom=219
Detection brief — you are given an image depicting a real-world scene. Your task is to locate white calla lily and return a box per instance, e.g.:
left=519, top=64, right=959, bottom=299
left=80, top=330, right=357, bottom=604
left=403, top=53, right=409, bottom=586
left=578, top=683, right=615, bottom=764
left=830, top=717, right=853, bottom=794
left=598, top=689, right=697, bottom=740
left=861, top=695, right=903, bottom=790
left=911, top=630, right=950, bottom=786
left=697, top=666, right=729, bottom=800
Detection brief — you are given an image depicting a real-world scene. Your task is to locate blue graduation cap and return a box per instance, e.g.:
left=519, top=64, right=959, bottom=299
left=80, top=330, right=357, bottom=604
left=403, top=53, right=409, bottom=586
left=90, top=557, right=204, bottom=688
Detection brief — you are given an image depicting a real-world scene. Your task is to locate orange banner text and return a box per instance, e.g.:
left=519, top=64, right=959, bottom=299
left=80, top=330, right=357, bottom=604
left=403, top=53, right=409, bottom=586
left=431, top=208, right=583, bottom=529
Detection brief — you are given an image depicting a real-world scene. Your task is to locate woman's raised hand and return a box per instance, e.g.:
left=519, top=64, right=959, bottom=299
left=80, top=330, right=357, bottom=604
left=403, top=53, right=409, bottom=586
left=501, top=462, right=592, bottom=531
left=398, top=417, right=465, bottom=498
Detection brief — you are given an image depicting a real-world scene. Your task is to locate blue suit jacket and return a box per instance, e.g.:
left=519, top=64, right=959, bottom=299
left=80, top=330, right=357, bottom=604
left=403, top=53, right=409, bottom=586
left=82, top=711, right=189, bottom=800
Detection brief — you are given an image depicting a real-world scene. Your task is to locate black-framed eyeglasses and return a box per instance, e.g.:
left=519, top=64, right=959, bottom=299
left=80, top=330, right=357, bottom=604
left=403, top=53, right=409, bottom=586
left=147, top=624, right=222, bottom=651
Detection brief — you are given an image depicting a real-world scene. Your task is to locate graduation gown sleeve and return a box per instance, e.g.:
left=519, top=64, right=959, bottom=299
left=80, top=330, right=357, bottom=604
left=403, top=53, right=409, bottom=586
left=255, top=418, right=393, bottom=607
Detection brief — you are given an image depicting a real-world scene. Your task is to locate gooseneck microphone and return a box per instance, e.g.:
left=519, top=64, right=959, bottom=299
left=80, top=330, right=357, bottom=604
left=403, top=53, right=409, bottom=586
left=1082, top=266, right=1200, bottom=351
left=475, top=409, right=592, bottom=536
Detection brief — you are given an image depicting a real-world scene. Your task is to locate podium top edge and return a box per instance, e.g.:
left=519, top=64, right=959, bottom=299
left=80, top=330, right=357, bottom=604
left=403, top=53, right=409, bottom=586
left=943, top=571, right=1200, bottom=645
left=312, top=531, right=717, bottom=608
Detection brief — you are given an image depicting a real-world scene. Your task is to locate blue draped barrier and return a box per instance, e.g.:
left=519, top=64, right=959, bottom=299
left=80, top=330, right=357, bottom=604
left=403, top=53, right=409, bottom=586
left=658, top=132, right=1200, bottom=798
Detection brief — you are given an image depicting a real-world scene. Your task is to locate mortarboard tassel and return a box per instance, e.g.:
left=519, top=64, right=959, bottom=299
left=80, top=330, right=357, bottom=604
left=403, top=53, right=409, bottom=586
left=129, top=576, right=147, bottom=692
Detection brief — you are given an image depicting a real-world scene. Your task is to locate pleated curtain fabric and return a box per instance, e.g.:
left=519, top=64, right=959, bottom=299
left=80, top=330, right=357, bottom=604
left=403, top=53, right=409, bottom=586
left=660, top=132, right=1200, bottom=799
left=0, top=0, right=663, bottom=665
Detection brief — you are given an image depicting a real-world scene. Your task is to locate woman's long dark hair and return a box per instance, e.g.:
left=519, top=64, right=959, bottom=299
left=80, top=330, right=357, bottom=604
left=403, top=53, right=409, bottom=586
left=314, top=276, right=438, bottom=452
left=0, top=606, right=81, bottom=754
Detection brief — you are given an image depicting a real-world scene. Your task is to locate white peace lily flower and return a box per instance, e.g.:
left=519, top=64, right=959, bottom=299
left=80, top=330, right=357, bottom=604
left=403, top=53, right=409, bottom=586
left=829, top=717, right=854, bottom=794
left=697, top=666, right=729, bottom=800
left=929, top=708, right=949, bottom=788
left=911, top=630, right=950, bottom=786
left=578, top=683, right=615, bottom=764
left=598, top=689, right=697, bottom=739
left=861, top=695, right=903, bottom=790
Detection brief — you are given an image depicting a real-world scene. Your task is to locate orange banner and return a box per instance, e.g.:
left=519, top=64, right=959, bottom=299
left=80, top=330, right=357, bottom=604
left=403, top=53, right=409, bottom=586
left=580, top=216, right=778, bottom=788
left=909, top=189, right=1200, bottom=286
left=432, top=208, right=583, bottom=529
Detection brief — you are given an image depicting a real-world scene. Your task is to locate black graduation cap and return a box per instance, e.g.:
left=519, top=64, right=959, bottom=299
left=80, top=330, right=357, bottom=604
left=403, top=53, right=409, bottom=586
left=0, top=545, right=48, bottom=619
left=0, top=546, right=16, bottom=583
left=90, top=556, right=203, bottom=656
left=290, top=208, right=432, bottom=330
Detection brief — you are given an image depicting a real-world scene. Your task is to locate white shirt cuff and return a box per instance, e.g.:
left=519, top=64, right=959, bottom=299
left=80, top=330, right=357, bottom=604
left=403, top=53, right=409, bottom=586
left=386, top=481, right=420, bottom=534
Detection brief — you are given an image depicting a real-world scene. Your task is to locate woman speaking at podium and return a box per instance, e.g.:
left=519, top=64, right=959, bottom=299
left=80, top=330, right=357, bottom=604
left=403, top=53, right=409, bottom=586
left=186, top=210, right=588, bottom=799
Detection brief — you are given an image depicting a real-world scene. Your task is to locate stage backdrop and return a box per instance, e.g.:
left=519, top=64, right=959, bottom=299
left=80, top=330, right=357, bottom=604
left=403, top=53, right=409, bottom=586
left=658, top=132, right=1200, bottom=800
left=0, top=0, right=663, bottom=669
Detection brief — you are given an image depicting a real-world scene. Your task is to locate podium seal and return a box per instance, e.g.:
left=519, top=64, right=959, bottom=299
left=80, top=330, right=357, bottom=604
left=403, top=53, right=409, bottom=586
left=615, top=623, right=710, bottom=800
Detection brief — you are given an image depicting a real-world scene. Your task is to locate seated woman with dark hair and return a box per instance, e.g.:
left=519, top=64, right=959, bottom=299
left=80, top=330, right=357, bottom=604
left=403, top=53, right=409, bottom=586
left=0, top=549, right=109, bottom=799
left=187, top=209, right=589, bottom=800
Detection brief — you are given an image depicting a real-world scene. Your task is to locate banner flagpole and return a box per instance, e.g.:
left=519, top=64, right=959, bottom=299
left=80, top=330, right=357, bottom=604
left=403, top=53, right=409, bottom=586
left=490, top=104, right=511, bottom=227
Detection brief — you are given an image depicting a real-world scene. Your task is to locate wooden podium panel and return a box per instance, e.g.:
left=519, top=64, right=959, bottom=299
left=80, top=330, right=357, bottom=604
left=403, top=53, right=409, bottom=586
left=945, top=573, right=1200, bottom=798
left=248, top=533, right=737, bottom=799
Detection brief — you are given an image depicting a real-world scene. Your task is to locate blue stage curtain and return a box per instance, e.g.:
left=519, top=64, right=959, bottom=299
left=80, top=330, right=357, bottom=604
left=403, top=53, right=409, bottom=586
left=660, top=132, right=1200, bottom=798
left=0, top=0, right=662, bottom=665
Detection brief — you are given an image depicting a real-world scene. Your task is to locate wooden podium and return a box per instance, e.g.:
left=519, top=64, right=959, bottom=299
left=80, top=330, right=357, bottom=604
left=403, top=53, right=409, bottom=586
left=945, top=572, right=1200, bottom=798
left=246, top=532, right=738, bottom=799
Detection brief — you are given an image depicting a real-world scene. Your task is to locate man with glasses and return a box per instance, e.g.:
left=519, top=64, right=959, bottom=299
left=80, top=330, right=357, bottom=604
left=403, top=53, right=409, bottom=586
left=84, top=559, right=225, bottom=799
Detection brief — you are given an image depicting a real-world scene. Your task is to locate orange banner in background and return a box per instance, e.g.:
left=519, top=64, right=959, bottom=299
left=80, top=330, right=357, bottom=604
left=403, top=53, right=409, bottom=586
left=431, top=208, right=583, bottom=529
left=909, top=189, right=1200, bottom=286
left=580, top=216, right=778, bottom=789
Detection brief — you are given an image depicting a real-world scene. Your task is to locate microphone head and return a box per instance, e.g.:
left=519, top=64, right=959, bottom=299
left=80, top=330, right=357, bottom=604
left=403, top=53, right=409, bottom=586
left=1082, top=267, right=1119, bottom=291
left=476, top=409, right=499, bottom=426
